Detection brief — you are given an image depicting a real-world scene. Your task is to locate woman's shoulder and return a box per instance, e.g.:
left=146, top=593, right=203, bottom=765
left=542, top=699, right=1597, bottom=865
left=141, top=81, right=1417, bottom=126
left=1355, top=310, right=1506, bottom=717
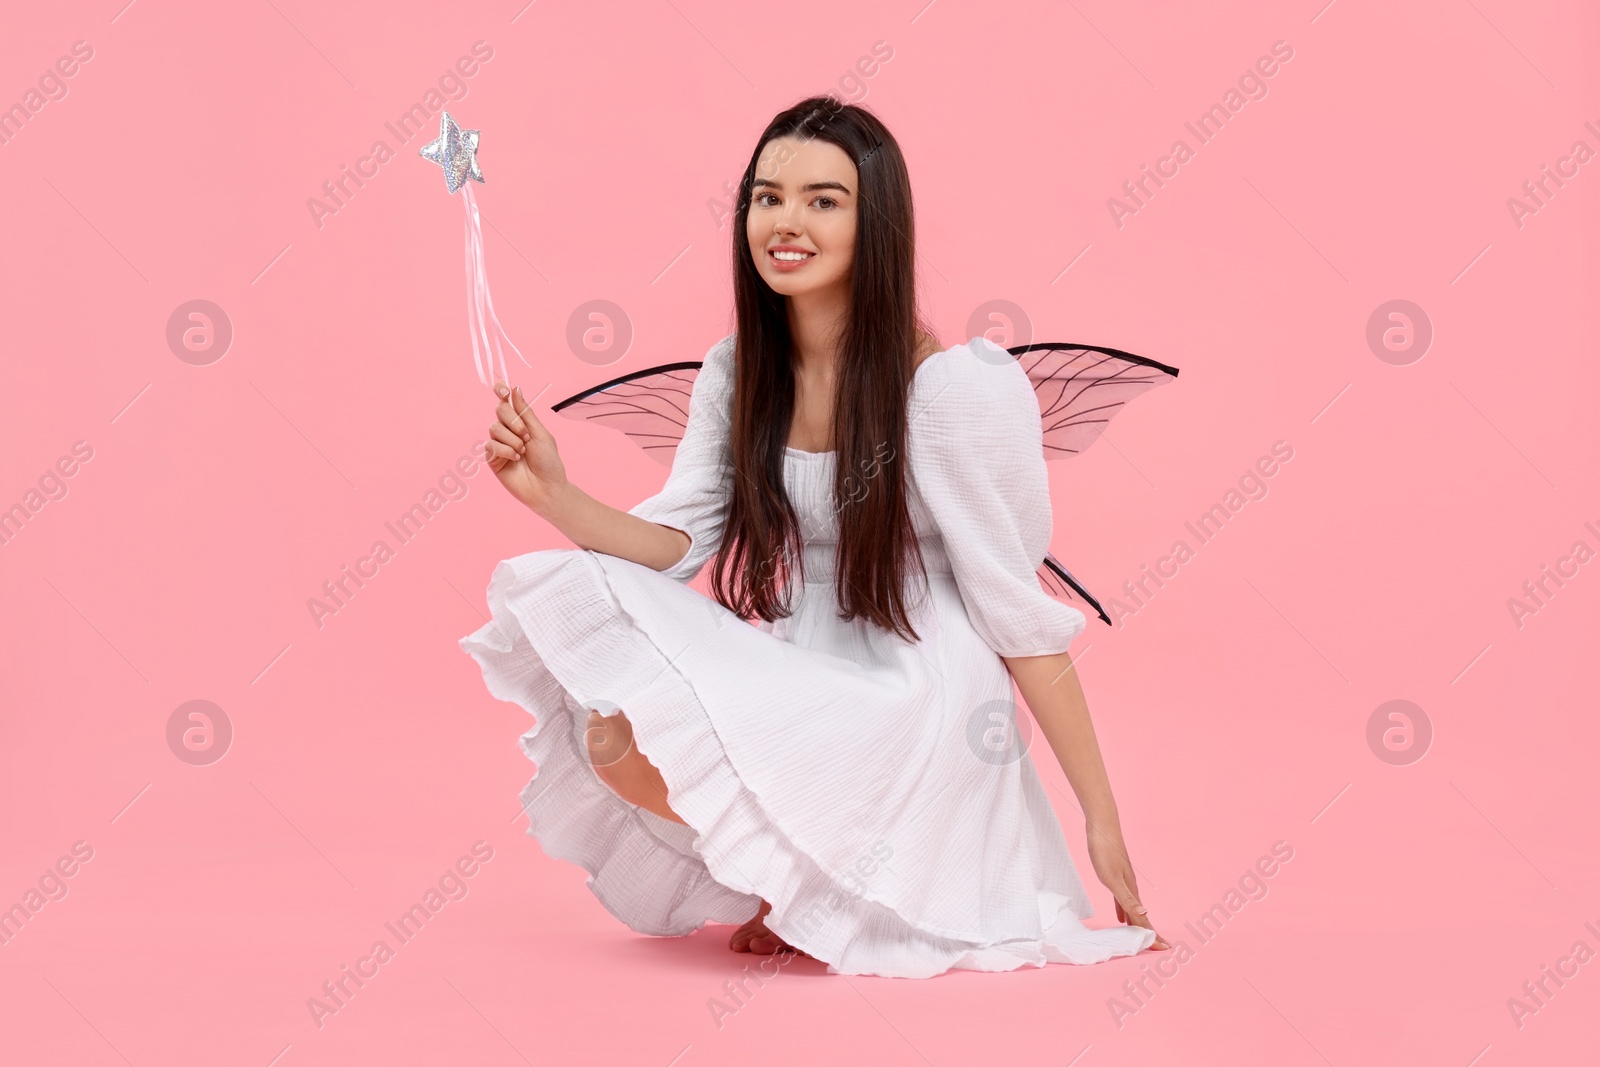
left=907, top=336, right=1037, bottom=443
left=911, top=335, right=1029, bottom=398
left=698, top=332, right=738, bottom=385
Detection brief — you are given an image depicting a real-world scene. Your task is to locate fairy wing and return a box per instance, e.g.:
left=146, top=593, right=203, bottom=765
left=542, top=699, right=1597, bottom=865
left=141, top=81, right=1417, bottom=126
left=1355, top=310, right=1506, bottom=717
left=1010, top=341, right=1179, bottom=461
left=550, top=341, right=1179, bottom=465
left=1008, top=340, right=1179, bottom=624
left=552, top=342, right=1179, bottom=628
left=549, top=361, right=704, bottom=466
left=1038, top=551, right=1112, bottom=626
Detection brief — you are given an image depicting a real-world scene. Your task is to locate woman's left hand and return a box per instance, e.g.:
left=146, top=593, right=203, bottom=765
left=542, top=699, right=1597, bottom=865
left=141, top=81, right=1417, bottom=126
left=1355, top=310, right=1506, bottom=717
left=1088, top=824, right=1170, bottom=950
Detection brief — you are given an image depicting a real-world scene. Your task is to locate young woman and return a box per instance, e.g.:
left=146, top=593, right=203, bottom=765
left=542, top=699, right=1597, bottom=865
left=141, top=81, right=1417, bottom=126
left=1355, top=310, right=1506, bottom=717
left=460, top=96, right=1169, bottom=978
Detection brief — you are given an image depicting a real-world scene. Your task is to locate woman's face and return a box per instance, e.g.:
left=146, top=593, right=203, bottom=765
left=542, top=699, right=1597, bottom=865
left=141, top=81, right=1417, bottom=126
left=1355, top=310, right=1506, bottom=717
left=745, top=134, right=857, bottom=302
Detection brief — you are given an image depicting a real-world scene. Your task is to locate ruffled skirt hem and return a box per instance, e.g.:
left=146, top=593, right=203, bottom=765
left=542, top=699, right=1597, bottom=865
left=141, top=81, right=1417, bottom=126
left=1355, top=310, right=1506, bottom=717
left=458, top=549, right=1157, bottom=979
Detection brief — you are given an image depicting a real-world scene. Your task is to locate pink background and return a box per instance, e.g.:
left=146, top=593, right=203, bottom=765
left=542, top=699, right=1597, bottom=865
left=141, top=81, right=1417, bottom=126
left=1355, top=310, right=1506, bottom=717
left=2, top=0, right=1597, bottom=1064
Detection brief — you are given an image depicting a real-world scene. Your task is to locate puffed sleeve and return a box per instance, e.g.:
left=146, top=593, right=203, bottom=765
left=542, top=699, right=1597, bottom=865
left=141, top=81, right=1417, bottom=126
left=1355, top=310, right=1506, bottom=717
left=625, top=333, right=737, bottom=583
left=906, top=338, right=1088, bottom=657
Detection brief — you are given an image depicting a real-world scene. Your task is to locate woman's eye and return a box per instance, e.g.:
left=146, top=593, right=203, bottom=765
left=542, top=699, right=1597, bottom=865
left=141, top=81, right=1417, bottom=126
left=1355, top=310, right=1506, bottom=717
left=752, top=192, right=839, bottom=210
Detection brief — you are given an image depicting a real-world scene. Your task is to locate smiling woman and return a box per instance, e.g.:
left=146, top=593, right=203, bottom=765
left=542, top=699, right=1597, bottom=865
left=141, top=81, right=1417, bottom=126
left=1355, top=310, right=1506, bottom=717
left=461, top=94, right=1167, bottom=978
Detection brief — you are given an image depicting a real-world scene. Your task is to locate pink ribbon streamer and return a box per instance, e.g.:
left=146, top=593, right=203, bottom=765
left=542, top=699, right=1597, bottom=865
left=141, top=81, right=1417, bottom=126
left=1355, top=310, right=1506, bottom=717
left=462, top=183, right=527, bottom=388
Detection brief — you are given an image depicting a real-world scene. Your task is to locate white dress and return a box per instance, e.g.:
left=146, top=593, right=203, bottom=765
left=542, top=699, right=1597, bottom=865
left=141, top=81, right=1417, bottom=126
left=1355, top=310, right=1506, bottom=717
left=459, top=333, right=1158, bottom=979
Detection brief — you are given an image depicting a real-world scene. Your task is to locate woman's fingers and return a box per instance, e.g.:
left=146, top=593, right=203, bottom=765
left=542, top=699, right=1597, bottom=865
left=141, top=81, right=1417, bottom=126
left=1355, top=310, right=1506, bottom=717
left=1112, top=881, right=1147, bottom=924
left=488, top=421, right=524, bottom=456
left=511, top=384, right=541, bottom=443
left=1111, top=868, right=1146, bottom=921
left=484, top=438, right=521, bottom=463
left=489, top=380, right=549, bottom=448
left=493, top=380, right=529, bottom=439
left=1111, top=878, right=1169, bottom=950
left=1122, top=884, right=1148, bottom=917
left=496, top=397, right=527, bottom=440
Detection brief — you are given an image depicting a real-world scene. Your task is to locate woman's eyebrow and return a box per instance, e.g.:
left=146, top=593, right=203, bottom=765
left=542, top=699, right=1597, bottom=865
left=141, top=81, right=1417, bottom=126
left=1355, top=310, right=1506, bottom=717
left=752, top=178, right=853, bottom=195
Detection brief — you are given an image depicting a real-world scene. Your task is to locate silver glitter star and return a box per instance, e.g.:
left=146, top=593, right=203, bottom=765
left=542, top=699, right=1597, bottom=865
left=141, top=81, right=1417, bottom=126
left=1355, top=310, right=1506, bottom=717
left=419, top=111, right=484, bottom=194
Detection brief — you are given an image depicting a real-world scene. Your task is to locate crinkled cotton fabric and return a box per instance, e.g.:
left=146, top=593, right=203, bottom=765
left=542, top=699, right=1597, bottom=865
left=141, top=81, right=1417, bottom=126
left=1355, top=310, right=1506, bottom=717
left=459, top=333, right=1156, bottom=978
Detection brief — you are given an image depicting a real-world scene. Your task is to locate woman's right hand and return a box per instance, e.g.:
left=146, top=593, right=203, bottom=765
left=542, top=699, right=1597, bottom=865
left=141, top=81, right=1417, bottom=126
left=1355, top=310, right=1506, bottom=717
left=485, top=380, right=568, bottom=514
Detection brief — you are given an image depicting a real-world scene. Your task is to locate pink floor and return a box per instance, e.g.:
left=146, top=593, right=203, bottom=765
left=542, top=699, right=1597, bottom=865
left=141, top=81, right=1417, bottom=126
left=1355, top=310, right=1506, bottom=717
left=3, top=1, right=1597, bottom=1064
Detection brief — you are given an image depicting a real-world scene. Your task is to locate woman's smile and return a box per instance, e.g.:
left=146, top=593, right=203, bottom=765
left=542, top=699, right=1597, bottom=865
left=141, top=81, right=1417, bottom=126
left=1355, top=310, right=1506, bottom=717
left=767, top=244, right=817, bottom=270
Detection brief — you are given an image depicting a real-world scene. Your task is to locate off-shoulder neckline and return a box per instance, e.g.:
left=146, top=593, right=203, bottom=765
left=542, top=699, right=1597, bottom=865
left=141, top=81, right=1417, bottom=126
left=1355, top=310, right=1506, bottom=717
left=783, top=339, right=985, bottom=457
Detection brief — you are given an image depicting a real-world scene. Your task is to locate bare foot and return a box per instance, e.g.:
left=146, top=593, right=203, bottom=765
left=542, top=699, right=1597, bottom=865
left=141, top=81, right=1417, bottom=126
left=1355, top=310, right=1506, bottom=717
left=728, top=899, right=810, bottom=957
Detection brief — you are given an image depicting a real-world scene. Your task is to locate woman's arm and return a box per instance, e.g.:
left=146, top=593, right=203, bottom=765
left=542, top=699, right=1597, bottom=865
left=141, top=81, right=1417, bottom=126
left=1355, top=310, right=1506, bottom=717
left=488, top=333, right=738, bottom=578
left=1002, top=649, right=1169, bottom=948
left=537, top=480, right=692, bottom=574
left=1002, top=650, right=1118, bottom=824
left=485, top=382, right=695, bottom=574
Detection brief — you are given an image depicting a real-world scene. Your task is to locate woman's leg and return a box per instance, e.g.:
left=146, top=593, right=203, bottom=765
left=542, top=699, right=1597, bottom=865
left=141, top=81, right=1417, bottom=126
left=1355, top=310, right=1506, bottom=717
left=583, top=710, right=806, bottom=956
left=584, top=709, right=687, bottom=824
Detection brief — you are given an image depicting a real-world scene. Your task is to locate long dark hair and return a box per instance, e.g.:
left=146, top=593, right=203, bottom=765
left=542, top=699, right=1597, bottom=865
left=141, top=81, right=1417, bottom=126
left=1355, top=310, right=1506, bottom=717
left=708, top=95, right=937, bottom=643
